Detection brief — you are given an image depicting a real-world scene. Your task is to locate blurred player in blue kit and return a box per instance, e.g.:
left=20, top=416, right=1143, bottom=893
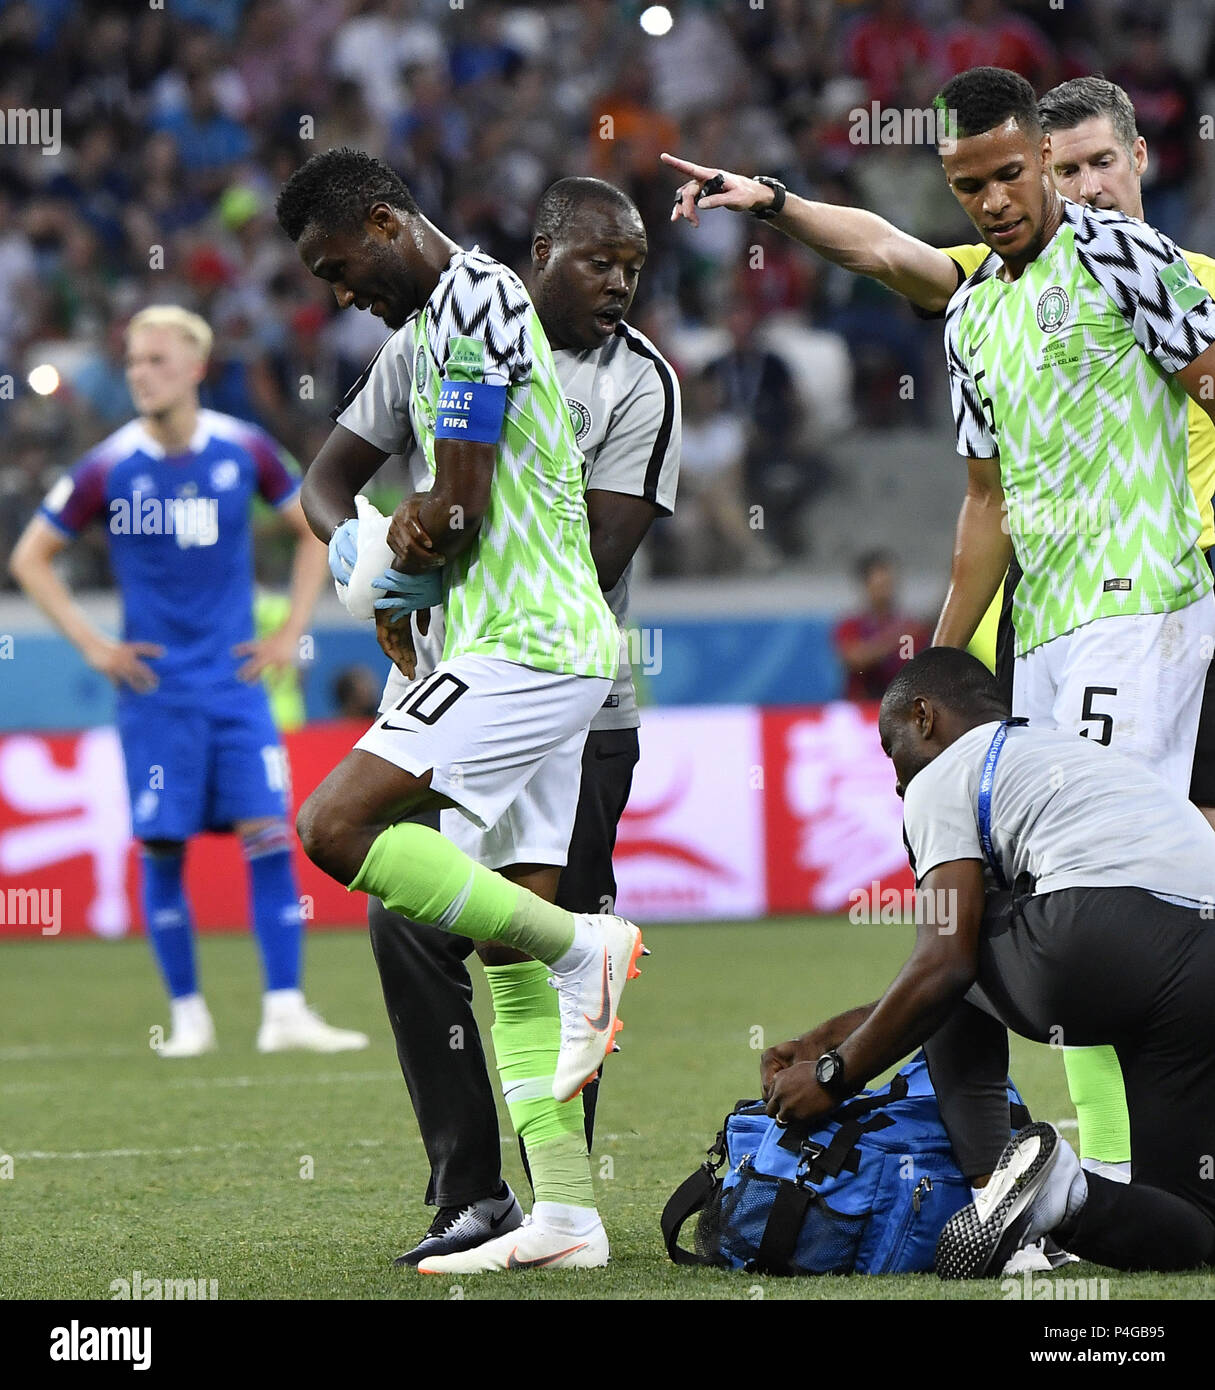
left=10, top=306, right=368, bottom=1057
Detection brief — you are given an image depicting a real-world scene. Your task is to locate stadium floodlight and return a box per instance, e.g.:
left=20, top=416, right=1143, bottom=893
left=639, top=5, right=673, bottom=37
left=27, top=363, right=60, bottom=395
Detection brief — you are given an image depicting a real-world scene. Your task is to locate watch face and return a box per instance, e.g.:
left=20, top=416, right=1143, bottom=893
left=816, top=1055, right=838, bottom=1085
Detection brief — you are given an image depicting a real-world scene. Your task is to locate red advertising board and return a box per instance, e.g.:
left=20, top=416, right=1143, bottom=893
left=761, top=702, right=915, bottom=916
left=0, top=722, right=366, bottom=938
left=0, top=704, right=911, bottom=937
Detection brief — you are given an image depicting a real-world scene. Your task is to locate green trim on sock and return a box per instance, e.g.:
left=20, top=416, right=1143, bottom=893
left=349, top=823, right=574, bottom=960
left=1063, top=1045, right=1131, bottom=1165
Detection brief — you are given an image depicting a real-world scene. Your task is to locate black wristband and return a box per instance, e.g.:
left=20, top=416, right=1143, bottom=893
left=752, top=176, right=787, bottom=220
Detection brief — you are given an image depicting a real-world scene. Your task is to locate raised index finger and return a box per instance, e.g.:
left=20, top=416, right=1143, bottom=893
left=660, top=151, right=713, bottom=181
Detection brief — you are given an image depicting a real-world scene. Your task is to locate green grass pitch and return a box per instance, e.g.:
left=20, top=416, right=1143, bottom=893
left=0, top=919, right=1203, bottom=1301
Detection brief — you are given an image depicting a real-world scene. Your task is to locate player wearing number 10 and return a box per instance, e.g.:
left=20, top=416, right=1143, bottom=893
left=278, top=149, right=646, bottom=1271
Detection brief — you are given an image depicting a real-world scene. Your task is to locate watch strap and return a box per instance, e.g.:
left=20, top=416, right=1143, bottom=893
left=752, top=176, right=787, bottom=220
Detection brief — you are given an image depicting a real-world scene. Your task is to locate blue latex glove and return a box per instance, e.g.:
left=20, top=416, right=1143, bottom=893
left=372, top=567, right=443, bottom=626
left=328, top=518, right=359, bottom=584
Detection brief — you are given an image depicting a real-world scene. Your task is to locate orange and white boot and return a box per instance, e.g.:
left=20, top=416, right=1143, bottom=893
left=548, top=914, right=645, bottom=1103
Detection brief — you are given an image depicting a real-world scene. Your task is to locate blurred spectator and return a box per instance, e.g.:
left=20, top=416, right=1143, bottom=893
left=151, top=65, right=252, bottom=193
left=333, top=665, right=383, bottom=722
left=668, top=367, right=780, bottom=576
left=126, top=132, right=210, bottom=247
left=1115, top=15, right=1200, bottom=243
left=0, top=184, right=36, bottom=372
left=834, top=550, right=932, bottom=701
left=45, top=124, right=130, bottom=257
left=448, top=2, right=523, bottom=91
left=704, top=301, right=822, bottom=558
left=317, top=77, right=390, bottom=164
left=330, top=0, right=446, bottom=125
left=71, top=319, right=133, bottom=434
left=941, top=0, right=1058, bottom=89
left=236, top=0, right=348, bottom=126
left=645, top=2, right=743, bottom=121
left=846, top=0, right=940, bottom=107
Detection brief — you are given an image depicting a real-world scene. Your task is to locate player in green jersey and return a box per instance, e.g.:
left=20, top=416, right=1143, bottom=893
left=275, top=149, right=645, bottom=1271
left=667, top=68, right=1215, bottom=1251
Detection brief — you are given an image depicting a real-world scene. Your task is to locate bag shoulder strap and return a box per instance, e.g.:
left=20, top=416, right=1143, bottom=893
left=661, top=1110, right=736, bottom=1269
left=660, top=1165, right=722, bottom=1267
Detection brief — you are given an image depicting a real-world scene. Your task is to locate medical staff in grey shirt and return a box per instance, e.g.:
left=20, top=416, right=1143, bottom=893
left=760, top=646, right=1215, bottom=1278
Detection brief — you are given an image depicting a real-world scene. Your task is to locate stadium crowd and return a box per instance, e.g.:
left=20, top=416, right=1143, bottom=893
left=1, top=0, right=1213, bottom=586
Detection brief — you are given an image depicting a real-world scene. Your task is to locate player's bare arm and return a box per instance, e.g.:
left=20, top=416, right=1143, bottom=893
left=8, top=515, right=164, bottom=692
left=933, top=456, right=1013, bottom=649
left=233, top=496, right=331, bottom=683
left=1174, top=340, right=1215, bottom=428
left=585, top=489, right=661, bottom=592
left=765, top=859, right=986, bottom=1126
left=661, top=152, right=960, bottom=313
left=388, top=437, right=494, bottom=572
left=300, top=423, right=389, bottom=544
left=759, top=1002, right=878, bottom=1099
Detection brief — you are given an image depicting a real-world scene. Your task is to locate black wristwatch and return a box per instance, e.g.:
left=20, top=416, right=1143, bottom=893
left=752, top=176, right=787, bottom=220
left=815, top=1049, right=850, bottom=1100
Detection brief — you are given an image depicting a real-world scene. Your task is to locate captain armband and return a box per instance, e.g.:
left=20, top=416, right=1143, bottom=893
left=433, top=381, right=507, bottom=444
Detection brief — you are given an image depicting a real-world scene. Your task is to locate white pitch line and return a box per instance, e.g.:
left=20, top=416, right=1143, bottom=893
left=0, top=1044, right=146, bottom=1062
left=164, top=1069, right=403, bottom=1090
left=5, top=1128, right=643, bottom=1163
left=8, top=1137, right=395, bottom=1161
left=14, top=1142, right=264, bottom=1161
left=0, top=1068, right=404, bottom=1096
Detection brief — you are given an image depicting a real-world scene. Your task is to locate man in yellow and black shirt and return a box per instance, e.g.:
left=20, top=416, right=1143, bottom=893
left=666, top=72, right=1215, bottom=1201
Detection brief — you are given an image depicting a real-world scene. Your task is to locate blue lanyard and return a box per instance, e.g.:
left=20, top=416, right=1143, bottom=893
left=977, top=718, right=1028, bottom=890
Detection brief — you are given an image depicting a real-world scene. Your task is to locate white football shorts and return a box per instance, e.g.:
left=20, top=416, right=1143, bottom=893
left=1012, top=594, right=1215, bottom=795
left=356, top=654, right=610, bottom=866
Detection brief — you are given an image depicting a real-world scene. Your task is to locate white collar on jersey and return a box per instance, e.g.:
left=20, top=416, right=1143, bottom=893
left=132, top=411, right=213, bottom=460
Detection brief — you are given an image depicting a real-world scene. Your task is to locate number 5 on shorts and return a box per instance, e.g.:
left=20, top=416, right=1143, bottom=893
left=1078, top=685, right=1117, bottom=746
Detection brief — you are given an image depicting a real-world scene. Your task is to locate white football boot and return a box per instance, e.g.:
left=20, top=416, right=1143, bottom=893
left=548, top=914, right=646, bottom=1103
left=156, top=994, right=217, bottom=1058
left=256, top=989, right=369, bottom=1053
left=417, top=1206, right=609, bottom=1274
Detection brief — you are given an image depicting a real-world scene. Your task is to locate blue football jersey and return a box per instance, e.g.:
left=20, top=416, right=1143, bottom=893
left=40, top=409, right=300, bottom=699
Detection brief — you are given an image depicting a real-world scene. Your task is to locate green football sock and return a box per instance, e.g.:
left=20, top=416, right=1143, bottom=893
left=349, top=822, right=576, bottom=964
left=485, top=961, right=594, bottom=1209
left=1063, top=1045, right=1131, bottom=1166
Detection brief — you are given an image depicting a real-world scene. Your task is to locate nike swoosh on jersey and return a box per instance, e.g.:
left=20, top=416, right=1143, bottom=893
left=583, top=952, right=612, bottom=1032
left=506, top=1242, right=588, bottom=1269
